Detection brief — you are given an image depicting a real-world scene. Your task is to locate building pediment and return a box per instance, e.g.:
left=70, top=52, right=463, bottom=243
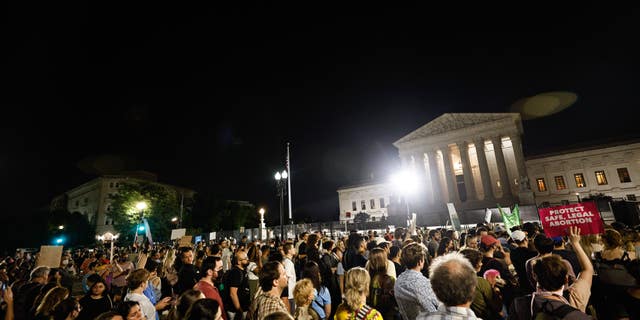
left=394, top=113, right=520, bottom=147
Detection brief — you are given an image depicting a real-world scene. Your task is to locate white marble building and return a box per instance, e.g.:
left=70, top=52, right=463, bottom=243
left=337, top=182, right=392, bottom=222
left=527, top=141, right=640, bottom=204
left=337, top=113, right=640, bottom=225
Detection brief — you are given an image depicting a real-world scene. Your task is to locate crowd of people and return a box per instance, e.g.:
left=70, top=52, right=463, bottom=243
left=1, top=221, right=640, bottom=320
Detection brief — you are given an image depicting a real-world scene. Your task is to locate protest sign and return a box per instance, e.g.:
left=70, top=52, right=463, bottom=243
left=36, top=245, right=63, bottom=268
left=538, top=202, right=604, bottom=237
left=446, top=203, right=462, bottom=232
left=178, top=235, right=193, bottom=247
left=170, top=228, right=187, bottom=240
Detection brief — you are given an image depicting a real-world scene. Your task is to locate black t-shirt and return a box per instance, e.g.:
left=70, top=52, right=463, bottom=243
left=78, top=295, right=113, bottom=320
left=511, top=246, right=538, bottom=293
left=224, top=266, right=251, bottom=311
left=176, top=263, right=199, bottom=295
left=13, top=282, right=43, bottom=320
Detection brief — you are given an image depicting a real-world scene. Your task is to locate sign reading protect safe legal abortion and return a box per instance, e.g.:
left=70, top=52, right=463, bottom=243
left=538, top=202, right=604, bottom=237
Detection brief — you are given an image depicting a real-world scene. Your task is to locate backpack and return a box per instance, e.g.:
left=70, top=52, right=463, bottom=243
left=509, top=294, right=590, bottom=320
left=594, top=251, right=639, bottom=287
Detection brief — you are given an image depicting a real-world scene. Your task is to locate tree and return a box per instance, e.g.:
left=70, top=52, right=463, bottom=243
left=48, top=209, right=95, bottom=246
left=108, top=182, right=180, bottom=243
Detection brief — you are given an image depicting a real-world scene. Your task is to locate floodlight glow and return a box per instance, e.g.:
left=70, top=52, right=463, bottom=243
left=55, top=237, right=64, bottom=244
left=281, top=170, right=288, bottom=179
left=275, top=172, right=281, bottom=180
left=58, top=225, right=64, bottom=230
left=171, top=217, right=178, bottom=222
left=390, top=170, right=420, bottom=195
left=138, top=226, right=145, bottom=232
left=136, top=202, right=148, bottom=210
left=259, top=208, right=265, bottom=215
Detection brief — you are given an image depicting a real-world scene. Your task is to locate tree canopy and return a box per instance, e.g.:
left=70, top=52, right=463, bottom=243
left=108, top=182, right=181, bottom=243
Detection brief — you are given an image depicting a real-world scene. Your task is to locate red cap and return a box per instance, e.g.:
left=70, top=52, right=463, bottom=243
left=481, top=235, right=500, bottom=247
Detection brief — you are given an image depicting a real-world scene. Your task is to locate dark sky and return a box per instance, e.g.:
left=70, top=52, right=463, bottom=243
left=2, top=3, right=639, bottom=222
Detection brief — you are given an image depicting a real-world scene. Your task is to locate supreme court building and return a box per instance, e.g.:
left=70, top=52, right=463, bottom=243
left=338, top=112, right=640, bottom=225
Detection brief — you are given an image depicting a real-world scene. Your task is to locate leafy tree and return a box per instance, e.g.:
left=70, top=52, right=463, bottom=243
left=48, top=209, right=95, bottom=246
left=108, top=182, right=180, bottom=243
left=189, top=192, right=259, bottom=232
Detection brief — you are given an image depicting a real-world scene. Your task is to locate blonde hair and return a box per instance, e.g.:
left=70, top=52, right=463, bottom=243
left=294, top=278, right=315, bottom=307
left=344, top=267, right=370, bottom=311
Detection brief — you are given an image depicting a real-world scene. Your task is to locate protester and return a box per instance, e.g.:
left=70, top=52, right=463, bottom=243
left=293, top=279, right=320, bottom=320
left=185, top=298, right=222, bottom=320
left=301, top=261, right=331, bottom=320
left=124, top=269, right=157, bottom=320
left=224, top=250, right=251, bottom=320
left=77, top=278, right=113, bottom=320
left=247, top=261, right=289, bottom=320
left=394, top=243, right=439, bottom=320
left=334, top=267, right=383, bottom=320
left=195, top=257, right=227, bottom=320
left=418, top=252, right=479, bottom=319
left=167, top=289, right=205, bottom=320
left=459, top=249, right=503, bottom=320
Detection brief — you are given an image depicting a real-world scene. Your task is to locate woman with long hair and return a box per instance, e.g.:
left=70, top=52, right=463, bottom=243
left=436, top=237, right=454, bottom=257
left=306, top=234, right=321, bottom=265
left=34, top=286, right=70, bottom=320
left=301, top=261, right=331, bottom=320
left=246, top=242, right=263, bottom=299
left=293, top=279, right=320, bottom=320
left=168, top=289, right=205, bottom=320
left=77, top=278, right=113, bottom=320
left=185, top=298, right=222, bottom=320
left=334, top=267, right=382, bottom=320
left=365, top=248, right=398, bottom=320
left=52, top=298, right=82, bottom=320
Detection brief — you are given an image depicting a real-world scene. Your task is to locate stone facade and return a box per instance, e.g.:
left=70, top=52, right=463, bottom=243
left=337, top=182, right=392, bottom=222
left=527, top=142, right=640, bottom=205
left=52, top=171, right=195, bottom=236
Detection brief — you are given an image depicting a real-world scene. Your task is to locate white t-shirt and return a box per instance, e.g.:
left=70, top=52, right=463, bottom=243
left=283, top=257, right=296, bottom=299
left=222, top=248, right=232, bottom=272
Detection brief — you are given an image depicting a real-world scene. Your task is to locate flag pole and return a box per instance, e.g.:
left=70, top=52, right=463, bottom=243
left=287, top=143, right=293, bottom=221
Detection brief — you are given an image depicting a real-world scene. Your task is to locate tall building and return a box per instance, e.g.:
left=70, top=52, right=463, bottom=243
left=50, top=171, right=195, bottom=235
left=338, top=113, right=640, bottom=225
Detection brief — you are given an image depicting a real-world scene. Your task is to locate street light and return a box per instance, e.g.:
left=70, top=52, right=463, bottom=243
left=258, top=208, right=266, bottom=241
left=390, top=169, right=420, bottom=224
left=275, top=170, right=288, bottom=243
left=135, top=201, right=147, bottom=245
left=171, top=217, right=178, bottom=222
left=575, top=193, right=581, bottom=203
left=97, top=232, right=119, bottom=263
left=58, top=225, right=64, bottom=230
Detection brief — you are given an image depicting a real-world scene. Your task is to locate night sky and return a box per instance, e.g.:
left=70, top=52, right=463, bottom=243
left=2, top=3, right=639, bottom=223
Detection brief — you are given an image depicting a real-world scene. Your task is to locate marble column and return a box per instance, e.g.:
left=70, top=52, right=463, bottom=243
left=474, top=137, right=494, bottom=201
left=458, top=141, right=477, bottom=201
left=509, top=134, right=527, bottom=183
left=412, top=151, right=429, bottom=201
left=426, top=150, right=443, bottom=205
left=491, top=136, right=512, bottom=198
left=440, top=144, right=460, bottom=203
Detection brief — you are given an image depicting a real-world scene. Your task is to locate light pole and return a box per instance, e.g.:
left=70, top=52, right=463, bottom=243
left=258, top=208, right=266, bottom=241
left=135, top=201, right=147, bottom=245
left=575, top=193, right=581, bottom=203
left=275, top=170, right=288, bottom=243
left=97, top=232, right=119, bottom=263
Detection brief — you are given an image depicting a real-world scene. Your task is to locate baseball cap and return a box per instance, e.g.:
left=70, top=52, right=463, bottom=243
left=480, top=235, right=500, bottom=247
left=375, top=237, right=390, bottom=247
left=510, top=230, right=526, bottom=242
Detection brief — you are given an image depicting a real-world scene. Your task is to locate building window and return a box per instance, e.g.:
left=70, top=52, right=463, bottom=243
left=554, top=176, right=567, bottom=190
left=627, top=194, right=637, bottom=201
left=370, top=199, right=375, bottom=209
left=361, top=200, right=366, bottom=210
left=380, top=198, right=385, bottom=208
left=536, top=178, right=547, bottom=192
left=617, top=168, right=632, bottom=183
left=574, top=173, right=586, bottom=188
left=595, top=170, right=608, bottom=185
left=346, top=212, right=351, bottom=218
left=109, top=182, right=114, bottom=188
left=352, top=201, right=357, bottom=211
left=115, top=183, right=120, bottom=188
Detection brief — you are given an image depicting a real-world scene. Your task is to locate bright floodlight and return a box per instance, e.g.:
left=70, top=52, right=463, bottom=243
left=275, top=172, right=281, bottom=180
left=259, top=208, right=265, bottom=215
left=391, top=170, right=420, bottom=195
left=171, top=217, right=178, bottom=222
left=136, top=202, right=147, bottom=211
left=58, top=225, right=64, bottom=230
left=138, top=225, right=145, bottom=232
left=281, top=170, right=288, bottom=179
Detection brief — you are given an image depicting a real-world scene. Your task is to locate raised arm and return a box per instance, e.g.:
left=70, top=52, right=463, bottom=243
left=568, top=226, right=593, bottom=285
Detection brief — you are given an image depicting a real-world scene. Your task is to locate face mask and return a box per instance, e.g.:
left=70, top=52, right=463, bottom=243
left=62, top=260, right=69, bottom=265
